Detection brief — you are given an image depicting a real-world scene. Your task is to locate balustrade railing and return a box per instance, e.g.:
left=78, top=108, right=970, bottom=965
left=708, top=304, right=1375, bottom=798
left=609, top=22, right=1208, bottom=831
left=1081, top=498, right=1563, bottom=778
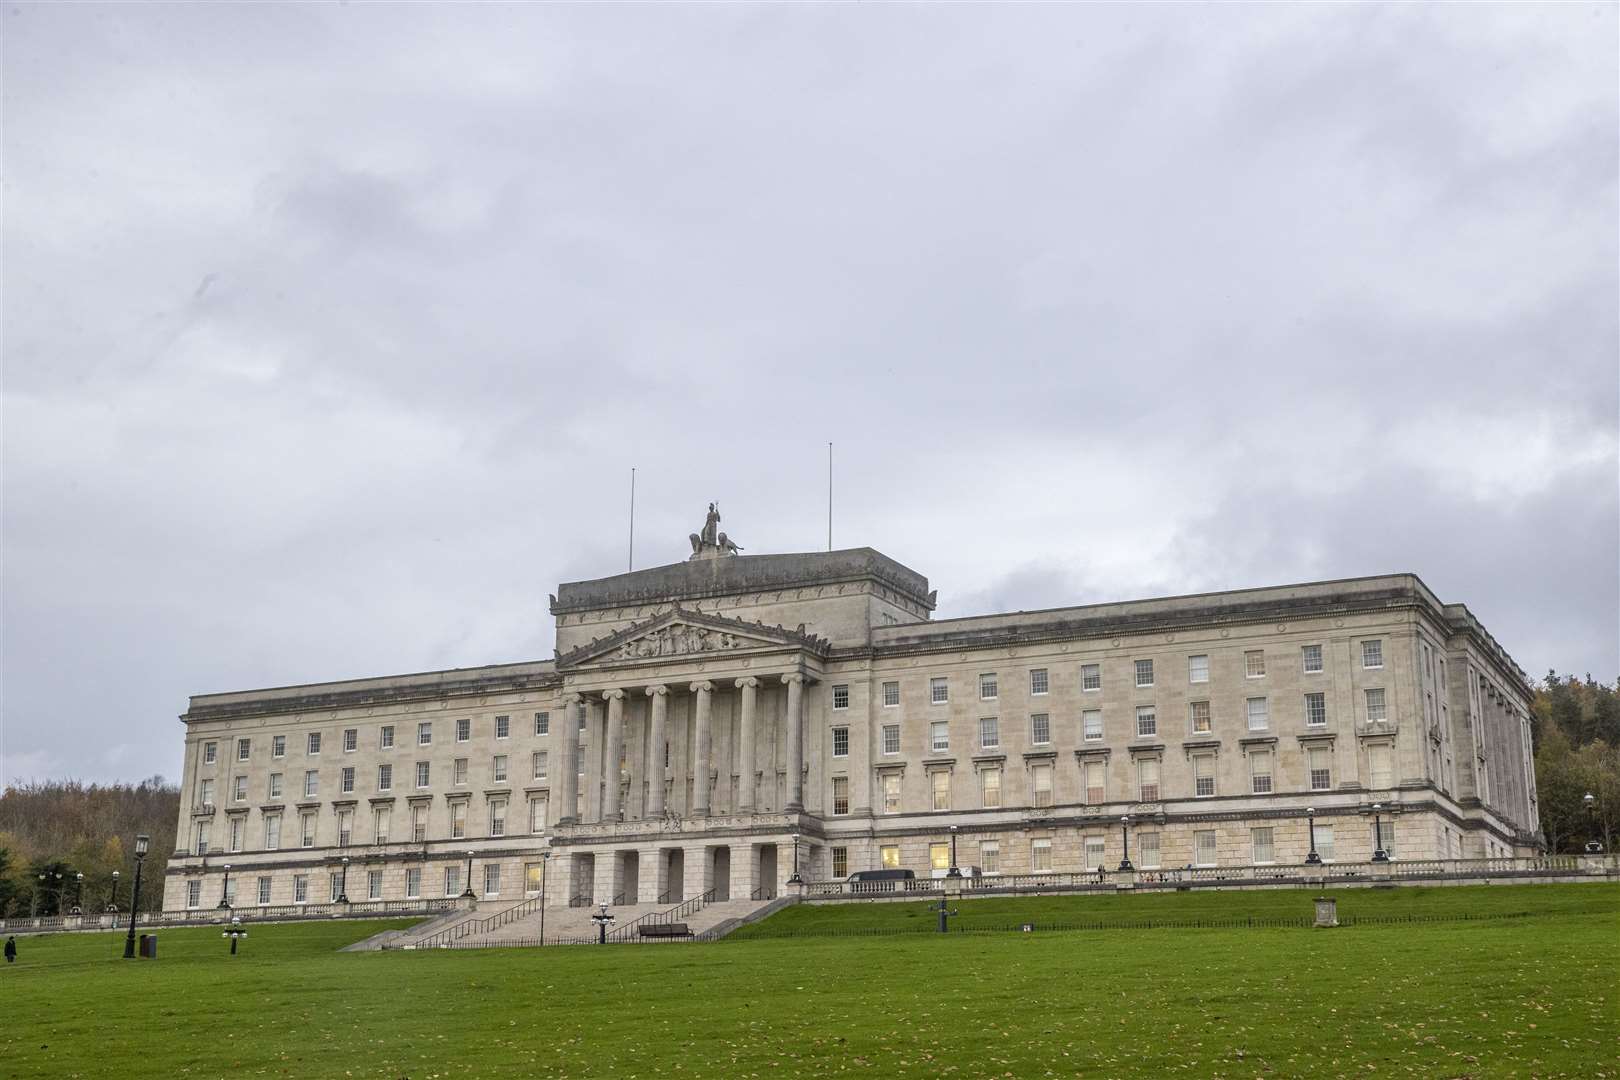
left=414, top=895, right=542, bottom=948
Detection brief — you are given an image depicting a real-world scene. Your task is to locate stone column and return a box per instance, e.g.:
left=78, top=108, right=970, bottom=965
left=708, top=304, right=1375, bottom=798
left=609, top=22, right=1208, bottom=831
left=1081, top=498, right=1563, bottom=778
left=783, top=673, right=805, bottom=812
left=557, top=694, right=581, bottom=825
left=602, top=689, right=626, bottom=821
left=645, top=685, right=668, bottom=818
left=690, top=680, right=714, bottom=816
left=736, top=677, right=759, bottom=815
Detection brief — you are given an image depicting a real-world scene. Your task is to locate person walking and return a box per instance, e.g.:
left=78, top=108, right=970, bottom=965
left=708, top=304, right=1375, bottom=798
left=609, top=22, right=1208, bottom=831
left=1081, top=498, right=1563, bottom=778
left=4, top=936, right=16, bottom=963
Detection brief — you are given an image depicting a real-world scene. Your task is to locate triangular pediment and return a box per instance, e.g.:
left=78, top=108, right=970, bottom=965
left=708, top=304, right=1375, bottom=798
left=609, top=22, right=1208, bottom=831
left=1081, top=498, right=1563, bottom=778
left=556, top=606, right=829, bottom=669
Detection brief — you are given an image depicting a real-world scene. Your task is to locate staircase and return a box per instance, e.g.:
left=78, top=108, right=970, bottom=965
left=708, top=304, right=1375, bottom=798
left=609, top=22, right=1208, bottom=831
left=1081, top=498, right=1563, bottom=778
left=421, top=891, right=784, bottom=948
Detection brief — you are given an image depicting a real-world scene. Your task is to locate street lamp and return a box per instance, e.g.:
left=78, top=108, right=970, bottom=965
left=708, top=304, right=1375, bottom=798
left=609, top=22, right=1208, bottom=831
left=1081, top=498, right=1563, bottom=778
left=218, top=864, right=234, bottom=908
left=122, top=834, right=150, bottom=959
left=108, top=870, right=122, bottom=913
left=539, top=850, right=552, bottom=945
left=72, top=872, right=85, bottom=915
left=591, top=902, right=615, bottom=945
left=222, top=915, right=248, bottom=955
left=1584, top=792, right=1603, bottom=854
left=336, top=857, right=350, bottom=904
left=53, top=871, right=64, bottom=914
left=1370, top=804, right=1390, bottom=863
left=1305, top=807, right=1322, bottom=866
left=461, top=850, right=477, bottom=899
left=786, top=832, right=803, bottom=886
left=1117, top=815, right=1134, bottom=872
left=946, top=824, right=962, bottom=879
left=33, top=873, right=44, bottom=918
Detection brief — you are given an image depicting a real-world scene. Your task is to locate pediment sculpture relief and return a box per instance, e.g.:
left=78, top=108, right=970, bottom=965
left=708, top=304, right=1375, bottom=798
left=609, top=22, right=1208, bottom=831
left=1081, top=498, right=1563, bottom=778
left=612, top=623, right=763, bottom=660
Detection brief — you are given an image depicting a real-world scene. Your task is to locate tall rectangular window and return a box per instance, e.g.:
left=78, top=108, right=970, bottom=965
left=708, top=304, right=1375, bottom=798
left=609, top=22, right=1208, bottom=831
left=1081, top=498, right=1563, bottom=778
left=979, top=717, right=999, bottom=749
left=1188, top=655, right=1210, bottom=683
left=1136, top=757, right=1160, bottom=801
left=1031, top=763, right=1053, bottom=807
left=1030, top=713, right=1051, bottom=745
left=342, top=728, right=357, bottom=752
left=415, top=761, right=430, bottom=788
left=533, top=712, right=549, bottom=736
left=380, top=725, right=394, bottom=749
left=265, top=814, right=281, bottom=849
left=529, top=798, right=546, bottom=832
left=453, top=759, right=468, bottom=785
left=489, top=800, right=506, bottom=837
left=1245, top=650, right=1266, bottom=678
left=1308, top=745, right=1332, bottom=790
left=411, top=804, right=427, bottom=842
left=495, top=715, right=510, bottom=739
left=931, top=769, right=951, bottom=811
left=831, top=847, right=849, bottom=878
left=373, top=806, right=390, bottom=844
left=1082, top=710, right=1103, bottom=741
left=1135, top=705, right=1157, bottom=738
left=307, top=732, right=322, bottom=755
left=483, top=864, right=502, bottom=897
left=405, top=868, right=422, bottom=899
left=532, top=751, right=547, bottom=780
left=337, top=810, right=352, bottom=847
left=1083, top=760, right=1105, bottom=804
left=1246, top=697, right=1269, bottom=731
left=930, top=721, right=949, bottom=752
left=232, top=775, right=246, bottom=801
left=831, top=776, right=849, bottom=815
left=1138, top=832, right=1161, bottom=869
left=1031, top=838, right=1053, bottom=872
left=1316, top=824, right=1335, bottom=862
left=1302, top=644, right=1323, bottom=673
left=203, top=741, right=217, bottom=765
left=832, top=727, right=849, bottom=757
left=237, top=738, right=252, bottom=761
left=1190, top=700, right=1212, bottom=734
left=377, top=764, right=392, bottom=791
left=493, top=755, right=508, bottom=783
left=1194, top=830, right=1218, bottom=867
left=1081, top=664, right=1101, bottom=691
left=1193, top=753, right=1215, bottom=797
left=303, top=770, right=318, bottom=798
left=882, top=772, right=901, bottom=814
left=228, top=816, right=243, bottom=853
left=980, top=768, right=1001, bottom=808
left=1030, top=669, right=1049, bottom=695
left=1370, top=820, right=1396, bottom=859
left=300, top=813, right=314, bottom=848
left=1249, top=750, right=1273, bottom=793
left=882, top=724, right=901, bottom=755
left=272, top=735, right=286, bottom=758
left=418, top=722, right=433, bottom=746
left=1362, top=640, right=1384, bottom=669
left=930, top=677, right=949, bottom=704
left=979, top=840, right=1000, bottom=874
left=340, top=767, right=355, bottom=794
left=1365, top=688, right=1388, bottom=722
left=443, top=866, right=461, bottom=897
left=1134, top=659, right=1154, bottom=687
left=882, top=681, right=900, bottom=707
left=1084, top=835, right=1106, bottom=870
left=979, top=673, right=998, bottom=700
left=368, top=870, right=382, bottom=900
left=1251, top=827, right=1275, bottom=864
left=186, top=880, right=202, bottom=909
left=194, top=821, right=210, bottom=856
left=832, top=685, right=850, bottom=710
left=1304, top=693, right=1327, bottom=726
left=456, top=718, right=471, bottom=742
left=268, top=773, right=282, bottom=799
left=293, top=875, right=308, bottom=904
left=198, top=778, right=215, bottom=806
left=451, top=801, right=467, bottom=839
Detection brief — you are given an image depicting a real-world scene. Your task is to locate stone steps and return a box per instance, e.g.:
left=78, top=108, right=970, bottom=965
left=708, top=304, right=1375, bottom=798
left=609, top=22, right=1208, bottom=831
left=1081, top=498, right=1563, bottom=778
left=448, top=894, right=779, bottom=946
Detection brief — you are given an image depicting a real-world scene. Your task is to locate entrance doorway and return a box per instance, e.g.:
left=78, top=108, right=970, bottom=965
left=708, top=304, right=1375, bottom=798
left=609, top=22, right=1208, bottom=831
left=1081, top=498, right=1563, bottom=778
left=712, top=846, right=731, bottom=901
left=758, top=844, right=778, bottom=899
left=663, top=849, right=685, bottom=903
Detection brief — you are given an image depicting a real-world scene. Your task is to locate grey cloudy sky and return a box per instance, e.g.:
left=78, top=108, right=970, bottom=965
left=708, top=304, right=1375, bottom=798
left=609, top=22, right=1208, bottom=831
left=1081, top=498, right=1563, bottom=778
left=3, top=3, right=1616, bottom=786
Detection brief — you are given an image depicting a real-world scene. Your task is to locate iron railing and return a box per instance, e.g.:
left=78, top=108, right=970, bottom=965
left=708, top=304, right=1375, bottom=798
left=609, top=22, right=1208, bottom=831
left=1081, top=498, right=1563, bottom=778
left=0, top=898, right=457, bottom=934
left=413, top=895, right=543, bottom=948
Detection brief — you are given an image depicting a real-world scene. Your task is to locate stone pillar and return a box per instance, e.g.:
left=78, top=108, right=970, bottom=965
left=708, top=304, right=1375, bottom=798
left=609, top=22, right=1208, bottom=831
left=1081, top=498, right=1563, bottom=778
left=639, top=848, right=664, bottom=905
left=602, top=689, right=626, bottom=821
left=736, top=677, right=759, bottom=814
left=731, top=842, right=757, bottom=902
left=691, top=680, right=714, bottom=817
left=645, top=685, right=668, bottom=819
left=783, top=673, right=805, bottom=812
left=557, top=694, right=581, bottom=825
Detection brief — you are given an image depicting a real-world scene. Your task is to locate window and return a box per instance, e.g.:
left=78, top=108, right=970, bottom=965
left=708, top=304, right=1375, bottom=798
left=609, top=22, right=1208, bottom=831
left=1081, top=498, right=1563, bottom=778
left=1251, top=827, right=1274, bottom=864
left=832, top=685, right=850, bottom=710
left=1246, top=697, right=1269, bottom=731
left=980, top=767, right=1002, bottom=808
left=931, top=770, right=950, bottom=810
left=451, top=801, right=467, bottom=839
left=1308, top=745, right=1332, bottom=790
left=1193, top=753, right=1215, bottom=797
left=203, top=742, right=217, bottom=765
left=831, top=776, right=850, bottom=816
left=1316, top=824, right=1336, bottom=862
left=1136, top=758, right=1160, bottom=801
left=368, top=870, right=382, bottom=901
left=232, top=775, right=246, bottom=801
left=378, top=764, right=392, bottom=791
left=1194, top=830, right=1218, bottom=867
left=1083, top=760, right=1105, bottom=804
left=532, top=751, right=547, bottom=780
left=453, top=758, right=468, bottom=785
left=380, top=725, right=394, bottom=749
left=1134, top=659, right=1155, bottom=687
left=1305, top=693, right=1327, bottom=726
left=832, top=847, right=849, bottom=878
left=1138, top=832, right=1161, bottom=869
left=1081, top=664, right=1101, bottom=691
left=1249, top=750, right=1273, bottom=793
left=412, top=804, right=427, bottom=842
left=272, top=735, right=286, bottom=758
left=1362, top=640, right=1384, bottom=669
left=1368, top=743, right=1393, bottom=789
left=237, top=738, right=251, bottom=762
left=443, top=866, right=461, bottom=897
left=495, top=715, right=510, bottom=739
left=930, top=677, right=949, bottom=704
left=1370, top=820, right=1396, bottom=859
left=979, top=717, right=999, bottom=749
left=489, top=800, right=506, bottom=837
left=1030, top=668, right=1049, bottom=695
left=1084, top=835, right=1106, bottom=870
left=882, top=772, right=901, bottom=814
left=1245, top=650, right=1266, bottom=678
left=343, top=728, right=357, bottom=753
left=337, top=809, right=352, bottom=847
left=1031, top=763, right=1053, bottom=807
left=1188, top=655, right=1209, bottom=683
left=529, top=798, right=546, bottom=832
left=1135, top=705, right=1157, bottom=738
left=883, top=681, right=900, bottom=707
left=979, top=840, right=1000, bottom=874
left=198, top=778, right=215, bottom=806
left=1083, top=710, right=1103, bottom=741
left=979, top=673, right=998, bottom=700
left=930, top=721, right=949, bottom=752
left=265, top=814, right=281, bottom=849
left=228, top=816, right=243, bottom=852
left=328, top=873, right=342, bottom=903
left=533, top=711, right=549, bottom=736
left=456, top=718, right=471, bottom=742
left=303, top=770, right=318, bottom=798
left=186, top=880, right=202, bottom=909
left=831, top=727, right=849, bottom=757
left=880, top=845, right=901, bottom=870
left=1030, top=713, right=1051, bottom=745
left=1031, top=838, right=1053, bottom=872
left=1365, top=688, right=1388, bottom=722
left=1302, top=644, right=1323, bottom=674
left=300, top=813, right=315, bottom=848
left=577, top=705, right=587, bottom=731
left=493, top=755, right=508, bottom=783
left=373, top=806, right=389, bottom=844
left=341, top=767, right=355, bottom=794
left=269, top=773, right=282, bottom=799
left=307, top=732, right=321, bottom=755
left=405, top=867, right=422, bottom=899
left=1190, top=700, right=1212, bottom=735
left=930, top=843, right=950, bottom=873
left=194, top=821, right=211, bottom=856
left=293, top=874, right=308, bottom=904
left=882, top=724, right=900, bottom=755
left=418, top=722, right=433, bottom=746
left=415, top=761, right=431, bottom=788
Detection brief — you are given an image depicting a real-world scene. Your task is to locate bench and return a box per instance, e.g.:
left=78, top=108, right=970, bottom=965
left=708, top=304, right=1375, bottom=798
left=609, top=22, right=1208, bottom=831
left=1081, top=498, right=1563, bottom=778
left=638, top=922, right=692, bottom=939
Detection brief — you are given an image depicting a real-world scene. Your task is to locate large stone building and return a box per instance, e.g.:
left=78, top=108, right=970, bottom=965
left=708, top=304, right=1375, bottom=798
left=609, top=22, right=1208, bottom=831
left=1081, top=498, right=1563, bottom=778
left=162, top=511, right=1541, bottom=912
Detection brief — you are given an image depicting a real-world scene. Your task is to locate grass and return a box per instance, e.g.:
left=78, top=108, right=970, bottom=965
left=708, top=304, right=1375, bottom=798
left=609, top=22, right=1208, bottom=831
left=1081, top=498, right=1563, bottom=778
left=2, top=884, right=1616, bottom=1079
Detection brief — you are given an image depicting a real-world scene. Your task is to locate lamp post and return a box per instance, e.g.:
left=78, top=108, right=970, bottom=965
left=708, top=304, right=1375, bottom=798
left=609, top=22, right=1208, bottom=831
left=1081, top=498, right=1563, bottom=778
left=1117, top=815, right=1134, bottom=872
left=72, top=872, right=85, bottom=915
left=222, top=915, right=247, bottom=955
left=947, top=824, right=962, bottom=879
left=461, top=850, right=477, bottom=899
left=336, top=857, right=350, bottom=904
left=1305, top=807, right=1322, bottom=866
left=1584, top=792, right=1603, bottom=854
left=108, top=870, right=122, bottom=913
left=787, top=832, right=803, bottom=886
left=32, top=873, right=44, bottom=918
left=539, top=850, right=551, bottom=945
left=937, top=867, right=962, bottom=933
left=1370, top=803, right=1390, bottom=863
left=53, top=871, right=64, bottom=915
left=217, top=864, right=234, bottom=908
left=122, top=833, right=150, bottom=959
left=591, top=902, right=615, bottom=944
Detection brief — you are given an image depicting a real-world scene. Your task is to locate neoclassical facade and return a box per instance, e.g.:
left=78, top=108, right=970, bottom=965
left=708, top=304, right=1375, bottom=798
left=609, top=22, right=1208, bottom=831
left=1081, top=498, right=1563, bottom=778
left=162, top=518, right=1541, bottom=912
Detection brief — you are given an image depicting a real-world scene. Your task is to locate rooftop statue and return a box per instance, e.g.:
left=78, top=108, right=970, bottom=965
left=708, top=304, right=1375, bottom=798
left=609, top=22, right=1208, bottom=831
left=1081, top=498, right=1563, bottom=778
left=690, top=502, right=742, bottom=559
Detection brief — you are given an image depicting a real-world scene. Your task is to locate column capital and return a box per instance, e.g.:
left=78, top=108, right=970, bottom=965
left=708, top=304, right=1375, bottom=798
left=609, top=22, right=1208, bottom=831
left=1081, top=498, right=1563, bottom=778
left=689, top=680, right=715, bottom=694
left=735, top=676, right=760, bottom=690
left=645, top=684, right=669, bottom=698
left=563, top=693, right=583, bottom=706
left=601, top=689, right=626, bottom=702
left=781, top=673, right=806, bottom=687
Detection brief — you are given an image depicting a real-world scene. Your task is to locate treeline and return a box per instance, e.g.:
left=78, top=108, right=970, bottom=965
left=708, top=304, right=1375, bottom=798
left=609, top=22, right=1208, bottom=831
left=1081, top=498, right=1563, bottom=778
left=1532, top=674, right=1619, bottom=854
left=0, top=778, right=178, bottom=917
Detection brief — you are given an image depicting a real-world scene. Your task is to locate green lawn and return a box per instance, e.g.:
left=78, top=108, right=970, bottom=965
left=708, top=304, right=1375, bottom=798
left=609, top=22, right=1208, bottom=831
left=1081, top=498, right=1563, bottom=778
left=3, top=885, right=1617, bottom=1079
